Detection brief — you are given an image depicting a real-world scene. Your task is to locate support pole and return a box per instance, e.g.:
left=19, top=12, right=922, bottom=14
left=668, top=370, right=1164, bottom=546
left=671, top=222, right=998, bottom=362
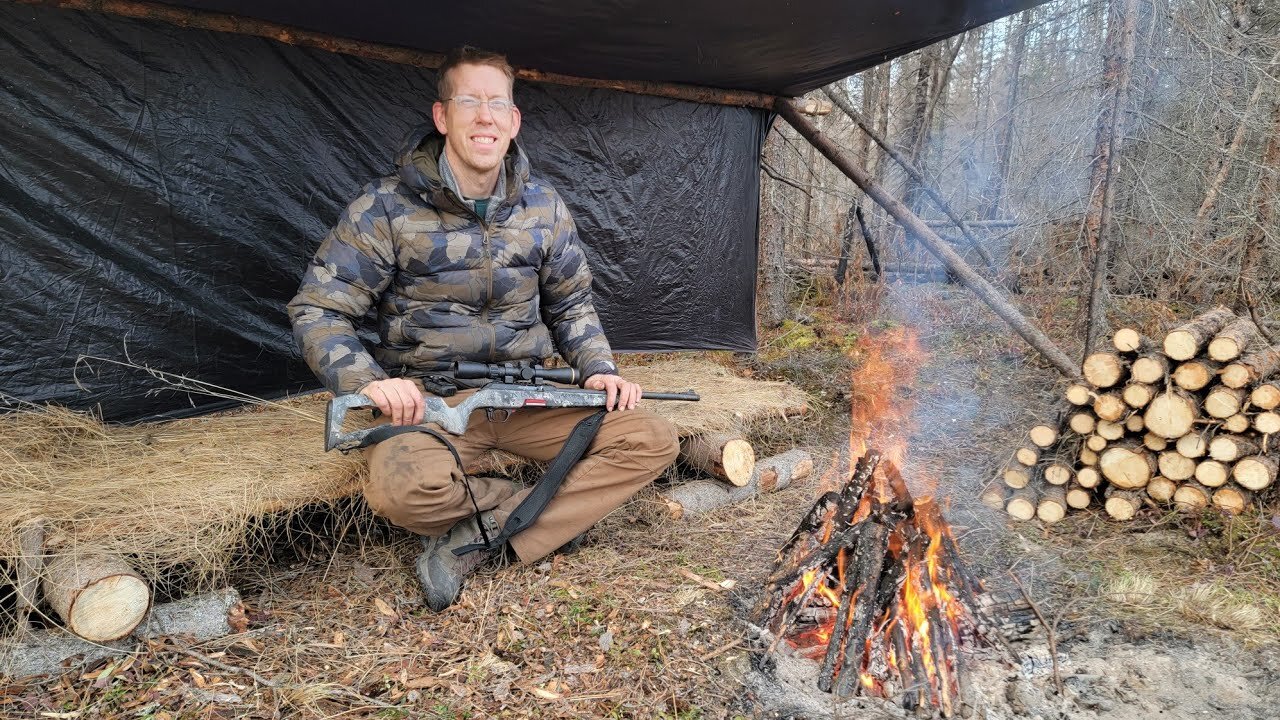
left=777, top=100, right=1081, bottom=379
left=823, top=86, right=999, bottom=273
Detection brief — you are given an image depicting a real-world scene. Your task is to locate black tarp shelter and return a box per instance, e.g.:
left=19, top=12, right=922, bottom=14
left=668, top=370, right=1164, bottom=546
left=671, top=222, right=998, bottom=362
left=0, top=0, right=1042, bottom=420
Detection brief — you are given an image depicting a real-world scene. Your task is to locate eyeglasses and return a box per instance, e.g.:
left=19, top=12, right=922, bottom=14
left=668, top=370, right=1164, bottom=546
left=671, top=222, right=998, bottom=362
left=446, top=96, right=516, bottom=116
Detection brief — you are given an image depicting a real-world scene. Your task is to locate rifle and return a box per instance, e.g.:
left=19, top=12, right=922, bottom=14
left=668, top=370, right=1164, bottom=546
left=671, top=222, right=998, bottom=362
left=324, top=361, right=699, bottom=452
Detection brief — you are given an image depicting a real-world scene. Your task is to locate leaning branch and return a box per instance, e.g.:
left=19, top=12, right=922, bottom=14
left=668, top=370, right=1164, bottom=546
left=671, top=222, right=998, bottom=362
left=777, top=100, right=1080, bottom=379
left=822, top=86, right=999, bottom=273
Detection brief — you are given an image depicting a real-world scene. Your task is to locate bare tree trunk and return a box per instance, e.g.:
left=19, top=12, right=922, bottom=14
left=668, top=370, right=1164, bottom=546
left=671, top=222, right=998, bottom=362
left=759, top=121, right=787, bottom=328
left=983, top=10, right=1031, bottom=221
left=1083, top=0, right=1141, bottom=354
left=1188, top=51, right=1276, bottom=249
left=1243, top=96, right=1280, bottom=284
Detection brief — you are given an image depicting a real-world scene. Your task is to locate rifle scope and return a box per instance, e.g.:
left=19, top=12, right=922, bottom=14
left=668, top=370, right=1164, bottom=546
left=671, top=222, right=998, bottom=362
left=453, top=361, right=580, bottom=385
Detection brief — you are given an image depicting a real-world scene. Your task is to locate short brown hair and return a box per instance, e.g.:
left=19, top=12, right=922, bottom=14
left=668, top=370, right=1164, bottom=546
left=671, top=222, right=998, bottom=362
left=437, top=46, right=516, bottom=100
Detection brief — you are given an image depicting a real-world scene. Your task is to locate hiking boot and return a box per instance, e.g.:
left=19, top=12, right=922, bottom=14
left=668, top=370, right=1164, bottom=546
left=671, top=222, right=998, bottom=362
left=556, top=529, right=590, bottom=555
left=416, top=511, right=503, bottom=611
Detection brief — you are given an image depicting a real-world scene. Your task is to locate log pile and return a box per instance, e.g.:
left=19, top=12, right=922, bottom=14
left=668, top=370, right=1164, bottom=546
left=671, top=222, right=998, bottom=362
left=985, top=306, right=1279, bottom=521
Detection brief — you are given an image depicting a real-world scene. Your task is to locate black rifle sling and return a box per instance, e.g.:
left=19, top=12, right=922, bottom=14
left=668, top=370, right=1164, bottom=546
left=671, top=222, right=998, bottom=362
left=453, top=408, right=607, bottom=556
left=358, top=424, right=494, bottom=549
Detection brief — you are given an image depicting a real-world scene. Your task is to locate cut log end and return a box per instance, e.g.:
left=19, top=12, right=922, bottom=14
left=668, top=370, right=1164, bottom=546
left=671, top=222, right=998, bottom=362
left=1065, top=383, right=1093, bottom=406
left=680, top=433, right=756, bottom=487
left=1144, top=390, right=1198, bottom=439
left=42, top=554, right=153, bottom=643
left=1112, top=328, right=1146, bottom=353
left=1146, top=476, right=1178, bottom=503
left=1082, top=353, right=1126, bottom=388
left=1104, top=489, right=1144, bottom=521
left=1163, top=306, right=1236, bottom=361
left=1233, top=455, right=1278, bottom=491
left=1173, top=483, right=1211, bottom=511
left=1028, top=424, right=1059, bottom=448
left=1099, top=444, right=1155, bottom=489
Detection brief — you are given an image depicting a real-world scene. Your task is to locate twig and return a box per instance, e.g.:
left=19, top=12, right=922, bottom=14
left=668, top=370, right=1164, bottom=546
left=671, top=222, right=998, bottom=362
left=698, top=640, right=744, bottom=662
left=170, top=643, right=280, bottom=688
left=1009, top=573, right=1063, bottom=697
left=1239, top=281, right=1276, bottom=346
left=676, top=567, right=736, bottom=592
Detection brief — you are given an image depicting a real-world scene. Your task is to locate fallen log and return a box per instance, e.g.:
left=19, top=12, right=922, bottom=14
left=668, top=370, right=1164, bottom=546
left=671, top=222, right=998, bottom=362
left=42, top=552, right=152, bottom=642
left=980, top=482, right=1009, bottom=510
left=0, top=588, right=244, bottom=679
left=1002, top=462, right=1032, bottom=489
left=661, top=449, right=811, bottom=518
left=680, top=433, right=756, bottom=487
left=1163, top=306, right=1236, bottom=361
left=14, top=520, right=47, bottom=635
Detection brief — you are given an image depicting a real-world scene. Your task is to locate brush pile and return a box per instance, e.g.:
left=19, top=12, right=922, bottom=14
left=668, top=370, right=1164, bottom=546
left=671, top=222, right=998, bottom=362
left=984, top=306, right=1280, bottom=521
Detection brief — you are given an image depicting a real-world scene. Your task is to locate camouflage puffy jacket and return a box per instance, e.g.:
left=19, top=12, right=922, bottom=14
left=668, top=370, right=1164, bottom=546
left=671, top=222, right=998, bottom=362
left=287, top=125, right=617, bottom=395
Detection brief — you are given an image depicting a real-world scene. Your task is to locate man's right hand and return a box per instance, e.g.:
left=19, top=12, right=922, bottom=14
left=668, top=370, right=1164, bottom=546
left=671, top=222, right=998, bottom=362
left=360, top=378, right=424, bottom=426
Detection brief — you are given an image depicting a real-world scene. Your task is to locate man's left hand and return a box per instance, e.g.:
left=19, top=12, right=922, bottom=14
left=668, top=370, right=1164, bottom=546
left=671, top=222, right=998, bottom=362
left=584, top=374, right=642, bottom=411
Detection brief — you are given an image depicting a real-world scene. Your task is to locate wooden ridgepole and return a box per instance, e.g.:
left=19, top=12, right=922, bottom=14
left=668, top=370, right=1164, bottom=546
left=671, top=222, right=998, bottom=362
left=776, top=100, right=1081, bottom=379
left=16, top=0, right=779, bottom=111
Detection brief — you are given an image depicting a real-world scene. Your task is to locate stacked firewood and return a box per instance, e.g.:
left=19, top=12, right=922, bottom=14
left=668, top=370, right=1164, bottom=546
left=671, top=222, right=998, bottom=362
left=984, top=306, right=1280, bottom=521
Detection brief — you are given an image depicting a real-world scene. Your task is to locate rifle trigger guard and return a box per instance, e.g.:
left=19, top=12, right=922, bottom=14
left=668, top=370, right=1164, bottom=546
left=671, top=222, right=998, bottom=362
left=485, top=408, right=513, bottom=424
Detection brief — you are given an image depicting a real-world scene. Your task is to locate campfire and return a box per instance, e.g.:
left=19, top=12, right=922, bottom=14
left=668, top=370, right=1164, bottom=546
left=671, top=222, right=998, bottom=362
left=752, top=328, right=1005, bottom=715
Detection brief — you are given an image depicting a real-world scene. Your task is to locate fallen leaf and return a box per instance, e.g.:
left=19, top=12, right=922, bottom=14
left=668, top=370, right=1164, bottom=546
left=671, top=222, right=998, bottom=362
left=374, top=597, right=398, bottom=619
left=529, top=686, right=562, bottom=701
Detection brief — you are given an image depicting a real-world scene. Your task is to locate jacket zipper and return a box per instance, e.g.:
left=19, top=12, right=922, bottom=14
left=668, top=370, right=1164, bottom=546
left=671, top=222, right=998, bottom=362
left=481, top=222, right=497, bottom=361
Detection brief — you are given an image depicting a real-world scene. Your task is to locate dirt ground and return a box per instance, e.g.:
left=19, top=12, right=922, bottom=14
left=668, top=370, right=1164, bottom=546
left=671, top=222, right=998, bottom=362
left=4, top=282, right=1280, bottom=719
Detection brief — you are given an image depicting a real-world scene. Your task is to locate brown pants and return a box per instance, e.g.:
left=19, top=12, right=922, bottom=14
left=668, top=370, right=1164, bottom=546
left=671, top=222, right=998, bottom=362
left=364, top=391, right=679, bottom=562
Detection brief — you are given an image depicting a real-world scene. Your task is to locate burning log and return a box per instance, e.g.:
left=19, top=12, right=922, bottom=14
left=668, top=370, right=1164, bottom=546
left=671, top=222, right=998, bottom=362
left=759, top=452, right=990, bottom=711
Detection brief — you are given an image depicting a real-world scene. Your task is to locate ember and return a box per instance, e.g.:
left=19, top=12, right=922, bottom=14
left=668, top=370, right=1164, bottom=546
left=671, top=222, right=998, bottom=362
left=755, top=450, right=994, bottom=714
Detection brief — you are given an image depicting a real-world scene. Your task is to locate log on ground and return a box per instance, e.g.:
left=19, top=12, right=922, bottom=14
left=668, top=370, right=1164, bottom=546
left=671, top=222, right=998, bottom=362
left=1036, top=484, right=1068, bottom=523
left=1157, top=451, right=1196, bottom=481
left=0, top=588, right=244, bottom=679
left=1173, top=481, right=1212, bottom=511
left=1211, top=485, right=1253, bottom=515
left=1146, top=476, right=1178, bottom=503
left=1006, top=485, right=1038, bottom=521
left=662, top=449, right=811, bottom=518
left=680, top=433, right=756, bottom=486
left=41, top=552, right=152, bottom=643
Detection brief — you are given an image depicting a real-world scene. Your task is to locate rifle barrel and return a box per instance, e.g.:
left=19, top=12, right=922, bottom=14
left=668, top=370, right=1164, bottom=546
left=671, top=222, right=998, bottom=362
left=642, top=391, right=700, bottom=401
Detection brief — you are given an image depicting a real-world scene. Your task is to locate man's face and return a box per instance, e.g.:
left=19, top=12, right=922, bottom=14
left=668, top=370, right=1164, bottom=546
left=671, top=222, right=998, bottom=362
left=432, top=63, right=521, bottom=183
